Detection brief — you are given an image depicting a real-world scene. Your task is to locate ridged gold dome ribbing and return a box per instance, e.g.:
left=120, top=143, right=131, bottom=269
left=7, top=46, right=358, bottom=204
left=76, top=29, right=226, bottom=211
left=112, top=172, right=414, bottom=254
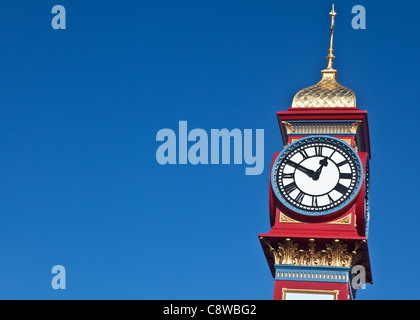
left=292, top=70, right=356, bottom=108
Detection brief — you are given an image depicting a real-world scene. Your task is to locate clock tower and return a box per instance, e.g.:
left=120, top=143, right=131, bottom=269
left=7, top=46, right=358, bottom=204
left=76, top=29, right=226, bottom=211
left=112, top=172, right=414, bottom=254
left=259, top=5, right=372, bottom=300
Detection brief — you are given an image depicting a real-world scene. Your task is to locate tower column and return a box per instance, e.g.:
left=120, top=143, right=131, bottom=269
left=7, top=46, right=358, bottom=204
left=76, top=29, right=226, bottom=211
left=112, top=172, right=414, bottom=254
left=259, top=5, right=373, bottom=300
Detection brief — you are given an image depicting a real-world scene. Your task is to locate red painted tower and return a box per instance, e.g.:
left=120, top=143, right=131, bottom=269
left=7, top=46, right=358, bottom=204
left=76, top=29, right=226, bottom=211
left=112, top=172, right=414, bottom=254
left=259, top=5, right=372, bottom=300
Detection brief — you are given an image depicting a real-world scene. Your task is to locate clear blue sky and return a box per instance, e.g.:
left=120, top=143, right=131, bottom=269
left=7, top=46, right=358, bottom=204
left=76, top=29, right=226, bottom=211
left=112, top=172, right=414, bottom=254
left=0, top=0, right=418, bottom=300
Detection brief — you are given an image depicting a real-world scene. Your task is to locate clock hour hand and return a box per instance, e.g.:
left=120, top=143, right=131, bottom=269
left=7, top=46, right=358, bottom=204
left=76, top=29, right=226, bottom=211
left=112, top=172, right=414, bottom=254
left=284, top=160, right=315, bottom=178
left=312, top=157, right=329, bottom=181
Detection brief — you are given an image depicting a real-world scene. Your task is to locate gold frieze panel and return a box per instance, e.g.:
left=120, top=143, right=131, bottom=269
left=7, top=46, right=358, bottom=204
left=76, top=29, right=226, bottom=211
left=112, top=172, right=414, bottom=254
left=279, top=212, right=352, bottom=225
left=260, top=238, right=366, bottom=268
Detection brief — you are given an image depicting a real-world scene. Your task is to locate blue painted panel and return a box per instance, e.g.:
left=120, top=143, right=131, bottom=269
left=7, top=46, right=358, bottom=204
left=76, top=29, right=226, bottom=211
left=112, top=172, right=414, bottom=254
left=274, top=265, right=351, bottom=284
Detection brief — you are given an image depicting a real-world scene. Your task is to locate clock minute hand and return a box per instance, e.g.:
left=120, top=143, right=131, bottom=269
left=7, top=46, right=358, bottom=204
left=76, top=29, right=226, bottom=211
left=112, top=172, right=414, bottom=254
left=285, top=160, right=315, bottom=178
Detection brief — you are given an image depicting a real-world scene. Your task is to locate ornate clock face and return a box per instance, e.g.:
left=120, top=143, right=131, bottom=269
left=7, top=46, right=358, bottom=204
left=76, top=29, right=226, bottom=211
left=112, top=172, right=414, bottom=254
left=272, top=136, right=363, bottom=216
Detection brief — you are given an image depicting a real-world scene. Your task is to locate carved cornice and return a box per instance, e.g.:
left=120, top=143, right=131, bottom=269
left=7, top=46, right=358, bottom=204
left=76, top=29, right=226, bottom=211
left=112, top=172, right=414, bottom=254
left=260, top=238, right=366, bottom=268
left=282, top=121, right=361, bottom=135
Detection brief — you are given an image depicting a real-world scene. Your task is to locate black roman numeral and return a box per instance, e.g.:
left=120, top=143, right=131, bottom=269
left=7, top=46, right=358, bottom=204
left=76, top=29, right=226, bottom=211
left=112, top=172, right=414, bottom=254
left=282, top=173, right=294, bottom=179
left=299, top=149, right=309, bottom=159
left=327, top=194, right=334, bottom=204
left=339, top=173, right=353, bottom=180
left=328, top=150, right=336, bottom=159
left=314, top=146, right=323, bottom=156
left=295, top=191, right=305, bottom=204
left=337, top=160, right=348, bottom=168
left=312, top=196, right=318, bottom=207
left=284, top=182, right=297, bottom=194
left=334, top=183, right=348, bottom=194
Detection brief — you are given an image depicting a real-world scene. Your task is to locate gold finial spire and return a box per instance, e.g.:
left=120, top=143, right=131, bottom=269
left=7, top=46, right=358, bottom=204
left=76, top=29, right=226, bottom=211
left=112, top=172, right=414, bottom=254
left=326, top=4, right=337, bottom=70
left=291, top=4, right=357, bottom=109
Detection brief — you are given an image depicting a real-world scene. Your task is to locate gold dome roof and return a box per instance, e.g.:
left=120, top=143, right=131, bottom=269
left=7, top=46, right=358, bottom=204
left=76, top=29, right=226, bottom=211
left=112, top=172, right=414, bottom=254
left=291, top=4, right=356, bottom=109
left=291, top=69, right=356, bottom=108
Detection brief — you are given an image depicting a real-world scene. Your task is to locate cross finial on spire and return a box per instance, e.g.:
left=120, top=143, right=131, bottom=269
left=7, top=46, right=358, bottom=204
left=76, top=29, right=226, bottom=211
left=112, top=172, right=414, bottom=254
left=326, top=4, right=337, bottom=70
